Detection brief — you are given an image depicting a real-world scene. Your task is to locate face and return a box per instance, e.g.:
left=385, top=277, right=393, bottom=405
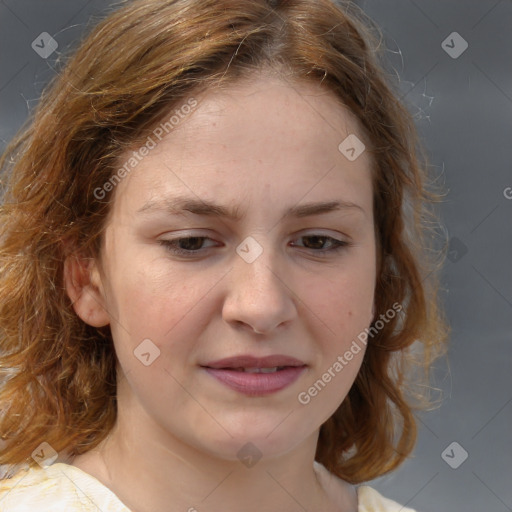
left=70, top=74, right=376, bottom=462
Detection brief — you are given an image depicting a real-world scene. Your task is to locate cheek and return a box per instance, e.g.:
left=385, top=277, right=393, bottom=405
left=296, top=271, right=372, bottom=414
left=301, top=267, right=374, bottom=338
left=108, top=246, right=189, bottom=321
left=106, top=253, right=221, bottom=361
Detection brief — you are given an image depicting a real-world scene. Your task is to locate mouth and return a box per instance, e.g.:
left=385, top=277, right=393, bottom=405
left=200, top=355, right=308, bottom=396
left=215, top=366, right=290, bottom=373
left=202, top=354, right=306, bottom=370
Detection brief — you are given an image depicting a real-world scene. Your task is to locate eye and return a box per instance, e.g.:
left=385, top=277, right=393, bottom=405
left=158, top=236, right=219, bottom=257
left=290, top=234, right=349, bottom=255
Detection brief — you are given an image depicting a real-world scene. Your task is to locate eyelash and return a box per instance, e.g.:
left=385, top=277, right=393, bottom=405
left=158, top=235, right=349, bottom=258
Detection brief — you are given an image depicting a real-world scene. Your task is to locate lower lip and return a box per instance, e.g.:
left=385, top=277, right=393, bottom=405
left=203, top=366, right=307, bottom=396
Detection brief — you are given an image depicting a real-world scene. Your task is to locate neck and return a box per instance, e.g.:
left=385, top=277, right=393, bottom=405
left=71, top=377, right=357, bottom=512
left=74, top=431, right=344, bottom=512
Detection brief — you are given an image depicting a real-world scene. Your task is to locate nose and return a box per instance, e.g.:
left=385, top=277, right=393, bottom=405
left=222, top=246, right=297, bottom=335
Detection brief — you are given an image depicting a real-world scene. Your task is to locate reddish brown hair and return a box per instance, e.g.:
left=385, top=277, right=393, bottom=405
left=0, top=0, right=448, bottom=482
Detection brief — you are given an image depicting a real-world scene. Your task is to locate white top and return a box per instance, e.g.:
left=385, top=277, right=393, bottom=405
left=0, top=461, right=417, bottom=511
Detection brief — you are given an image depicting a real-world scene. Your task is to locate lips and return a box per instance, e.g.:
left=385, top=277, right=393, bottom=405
left=202, top=354, right=306, bottom=370
left=201, top=355, right=307, bottom=396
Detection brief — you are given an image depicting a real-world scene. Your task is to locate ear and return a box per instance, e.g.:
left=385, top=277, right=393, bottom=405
left=64, top=253, right=110, bottom=328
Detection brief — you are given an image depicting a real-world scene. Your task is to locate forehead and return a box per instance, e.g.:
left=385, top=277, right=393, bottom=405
left=172, top=75, right=367, bottom=155
left=111, top=74, right=373, bottom=217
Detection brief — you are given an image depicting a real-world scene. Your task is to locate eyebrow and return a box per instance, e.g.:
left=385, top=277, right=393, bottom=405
left=137, top=196, right=366, bottom=220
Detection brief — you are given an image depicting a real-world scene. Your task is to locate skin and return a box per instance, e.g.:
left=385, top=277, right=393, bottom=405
left=65, top=72, right=377, bottom=512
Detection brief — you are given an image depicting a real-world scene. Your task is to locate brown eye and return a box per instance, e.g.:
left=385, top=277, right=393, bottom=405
left=291, top=235, right=348, bottom=253
left=159, top=236, right=218, bottom=257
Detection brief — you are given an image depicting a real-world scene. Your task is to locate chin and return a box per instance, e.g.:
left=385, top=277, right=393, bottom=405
left=188, top=419, right=312, bottom=464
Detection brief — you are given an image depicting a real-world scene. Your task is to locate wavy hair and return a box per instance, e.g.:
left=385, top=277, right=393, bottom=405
left=0, top=0, right=448, bottom=483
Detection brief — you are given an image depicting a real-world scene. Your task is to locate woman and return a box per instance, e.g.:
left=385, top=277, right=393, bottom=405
left=0, top=0, right=448, bottom=510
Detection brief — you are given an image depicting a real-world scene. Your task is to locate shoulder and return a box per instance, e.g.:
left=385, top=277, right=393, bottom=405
left=357, top=485, right=418, bottom=512
left=0, top=462, right=131, bottom=512
left=313, top=461, right=417, bottom=512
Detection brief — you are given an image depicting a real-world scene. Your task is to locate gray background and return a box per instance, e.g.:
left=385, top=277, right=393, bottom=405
left=1, top=1, right=511, bottom=511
